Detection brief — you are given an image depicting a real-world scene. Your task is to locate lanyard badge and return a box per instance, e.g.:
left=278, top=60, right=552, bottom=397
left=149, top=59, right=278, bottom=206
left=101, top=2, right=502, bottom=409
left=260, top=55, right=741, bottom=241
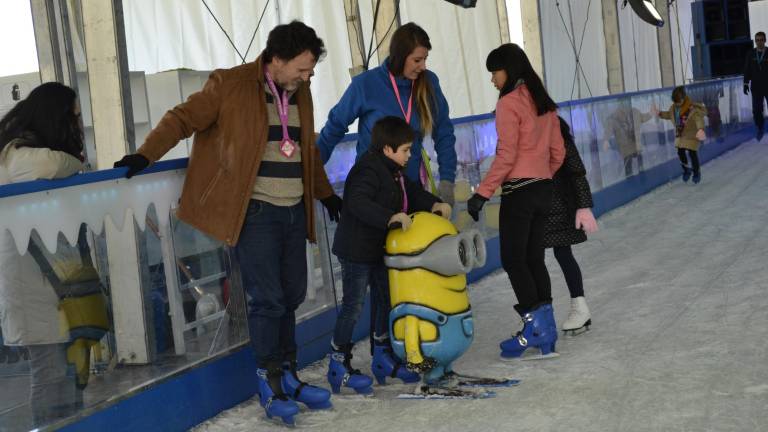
left=388, top=72, right=433, bottom=190
left=264, top=68, right=296, bottom=158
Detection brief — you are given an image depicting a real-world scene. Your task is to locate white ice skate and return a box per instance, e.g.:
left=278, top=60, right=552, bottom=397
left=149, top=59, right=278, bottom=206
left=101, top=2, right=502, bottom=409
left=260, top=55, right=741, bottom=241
left=562, top=296, right=591, bottom=336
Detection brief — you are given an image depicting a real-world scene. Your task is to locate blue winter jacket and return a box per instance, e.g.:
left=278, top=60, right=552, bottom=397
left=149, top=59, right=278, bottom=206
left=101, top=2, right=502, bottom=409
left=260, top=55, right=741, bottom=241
left=317, top=59, right=457, bottom=183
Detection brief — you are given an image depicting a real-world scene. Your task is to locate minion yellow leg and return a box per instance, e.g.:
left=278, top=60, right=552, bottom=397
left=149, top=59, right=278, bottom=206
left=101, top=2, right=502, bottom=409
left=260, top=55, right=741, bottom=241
left=404, top=315, right=424, bottom=365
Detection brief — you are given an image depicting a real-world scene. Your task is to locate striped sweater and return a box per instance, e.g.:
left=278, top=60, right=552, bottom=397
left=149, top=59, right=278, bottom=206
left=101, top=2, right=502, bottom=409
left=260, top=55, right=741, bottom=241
left=252, top=85, right=304, bottom=206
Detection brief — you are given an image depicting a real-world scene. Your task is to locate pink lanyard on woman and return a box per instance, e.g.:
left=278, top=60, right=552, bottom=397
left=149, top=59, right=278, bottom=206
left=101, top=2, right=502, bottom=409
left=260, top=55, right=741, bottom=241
left=388, top=72, right=430, bottom=188
left=264, top=68, right=296, bottom=158
left=388, top=72, right=413, bottom=123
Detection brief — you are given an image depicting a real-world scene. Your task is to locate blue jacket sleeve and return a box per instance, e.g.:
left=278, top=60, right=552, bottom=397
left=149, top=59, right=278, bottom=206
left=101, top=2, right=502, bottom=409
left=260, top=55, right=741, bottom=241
left=430, top=74, right=457, bottom=183
left=316, top=79, right=365, bottom=163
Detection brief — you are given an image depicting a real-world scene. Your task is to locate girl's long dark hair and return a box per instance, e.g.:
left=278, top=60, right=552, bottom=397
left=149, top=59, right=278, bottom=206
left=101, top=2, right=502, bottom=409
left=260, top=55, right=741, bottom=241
left=486, top=43, right=557, bottom=116
left=0, top=82, right=83, bottom=159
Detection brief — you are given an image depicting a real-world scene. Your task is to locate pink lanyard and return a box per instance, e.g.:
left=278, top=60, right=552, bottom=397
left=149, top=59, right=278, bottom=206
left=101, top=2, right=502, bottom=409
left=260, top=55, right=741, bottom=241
left=397, top=173, right=409, bottom=213
left=388, top=72, right=413, bottom=123
left=264, top=68, right=295, bottom=157
left=389, top=72, right=430, bottom=188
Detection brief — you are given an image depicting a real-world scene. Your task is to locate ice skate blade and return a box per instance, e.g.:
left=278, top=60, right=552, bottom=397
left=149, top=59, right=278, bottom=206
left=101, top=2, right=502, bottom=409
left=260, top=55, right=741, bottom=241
left=563, top=320, right=592, bottom=337
left=499, top=350, right=559, bottom=362
left=520, top=351, right=560, bottom=361
left=265, top=413, right=296, bottom=428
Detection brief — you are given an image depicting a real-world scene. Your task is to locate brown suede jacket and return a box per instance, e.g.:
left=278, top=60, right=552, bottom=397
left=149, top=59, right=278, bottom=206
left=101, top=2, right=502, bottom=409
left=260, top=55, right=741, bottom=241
left=138, top=56, right=334, bottom=245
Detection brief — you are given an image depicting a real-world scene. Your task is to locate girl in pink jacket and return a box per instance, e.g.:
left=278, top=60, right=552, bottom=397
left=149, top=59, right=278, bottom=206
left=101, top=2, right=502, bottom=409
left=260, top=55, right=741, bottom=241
left=467, top=43, right=565, bottom=360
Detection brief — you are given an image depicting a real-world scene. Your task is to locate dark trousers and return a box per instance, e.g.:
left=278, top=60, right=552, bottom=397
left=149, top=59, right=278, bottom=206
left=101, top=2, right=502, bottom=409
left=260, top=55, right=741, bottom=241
left=333, top=258, right=390, bottom=347
left=235, top=200, right=307, bottom=368
left=677, top=148, right=700, bottom=174
left=28, top=343, right=82, bottom=426
left=499, top=180, right=554, bottom=311
left=553, top=246, right=584, bottom=298
left=751, top=90, right=768, bottom=131
left=624, top=154, right=644, bottom=177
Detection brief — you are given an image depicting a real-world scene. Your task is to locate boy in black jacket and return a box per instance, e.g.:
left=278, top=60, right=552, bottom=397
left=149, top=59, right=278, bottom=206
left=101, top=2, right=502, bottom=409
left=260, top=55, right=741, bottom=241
left=327, top=116, right=451, bottom=394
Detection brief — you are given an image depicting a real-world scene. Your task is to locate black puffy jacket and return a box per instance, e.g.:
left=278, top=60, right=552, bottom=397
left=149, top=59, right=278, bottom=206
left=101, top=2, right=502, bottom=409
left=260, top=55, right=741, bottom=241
left=332, top=151, right=440, bottom=263
left=542, top=117, right=594, bottom=248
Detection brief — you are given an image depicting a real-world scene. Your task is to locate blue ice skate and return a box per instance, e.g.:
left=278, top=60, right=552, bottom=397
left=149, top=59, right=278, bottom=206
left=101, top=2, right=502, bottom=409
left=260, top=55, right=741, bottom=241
left=371, top=340, right=421, bottom=385
left=256, top=367, right=299, bottom=425
left=327, top=344, right=374, bottom=394
left=500, top=303, right=558, bottom=360
left=282, top=361, right=332, bottom=410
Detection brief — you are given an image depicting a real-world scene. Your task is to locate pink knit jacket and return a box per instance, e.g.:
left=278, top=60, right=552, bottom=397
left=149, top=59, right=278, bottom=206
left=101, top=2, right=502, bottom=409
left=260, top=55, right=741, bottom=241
left=477, top=85, right=565, bottom=198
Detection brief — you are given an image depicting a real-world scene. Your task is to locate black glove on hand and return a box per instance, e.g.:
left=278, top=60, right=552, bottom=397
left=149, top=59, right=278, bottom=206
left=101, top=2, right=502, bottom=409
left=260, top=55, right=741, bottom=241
left=321, top=194, right=343, bottom=222
left=467, top=193, right=488, bottom=222
left=744, top=84, right=750, bottom=95
left=114, top=154, right=150, bottom=179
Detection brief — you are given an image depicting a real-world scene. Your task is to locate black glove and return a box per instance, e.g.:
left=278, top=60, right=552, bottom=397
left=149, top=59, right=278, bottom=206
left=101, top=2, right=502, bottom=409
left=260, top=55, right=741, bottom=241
left=320, top=194, right=343, bottom=222
left=744, top=84, right=750, bottom=95
left=466, top=193, right=488, bottom=222
left=114, top=154, right=150, bottom=179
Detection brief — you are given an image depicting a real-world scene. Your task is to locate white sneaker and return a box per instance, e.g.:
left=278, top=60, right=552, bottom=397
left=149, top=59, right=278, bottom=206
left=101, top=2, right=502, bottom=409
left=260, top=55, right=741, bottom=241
left=562, top=296, right=591, bottom=335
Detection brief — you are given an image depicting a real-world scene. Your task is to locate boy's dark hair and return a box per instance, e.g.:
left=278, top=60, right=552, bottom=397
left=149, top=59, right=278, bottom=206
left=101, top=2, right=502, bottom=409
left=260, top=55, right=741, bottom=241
left=370, top=116, right=415, bottom=152
left=671, top=86, right=687, bottom=103
left=262, top=21, right=326, bottom=63
left=756, top=31, right=766, bottom=39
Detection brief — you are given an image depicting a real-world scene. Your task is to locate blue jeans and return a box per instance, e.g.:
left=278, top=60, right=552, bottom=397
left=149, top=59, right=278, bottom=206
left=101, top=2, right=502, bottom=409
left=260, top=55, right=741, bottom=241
left=333, top=258, right=390, bottom=347
left=235, top=200, right=307, bottom=368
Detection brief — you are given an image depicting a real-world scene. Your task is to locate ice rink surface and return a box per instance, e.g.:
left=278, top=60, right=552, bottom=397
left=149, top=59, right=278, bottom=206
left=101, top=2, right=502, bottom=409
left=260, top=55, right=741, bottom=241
left=194, top=140, right=768, bottom=432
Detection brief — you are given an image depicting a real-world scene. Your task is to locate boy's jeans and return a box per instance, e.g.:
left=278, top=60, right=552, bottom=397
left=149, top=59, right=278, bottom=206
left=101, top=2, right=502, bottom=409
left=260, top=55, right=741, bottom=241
left=333, top=258, right=390, bottom=347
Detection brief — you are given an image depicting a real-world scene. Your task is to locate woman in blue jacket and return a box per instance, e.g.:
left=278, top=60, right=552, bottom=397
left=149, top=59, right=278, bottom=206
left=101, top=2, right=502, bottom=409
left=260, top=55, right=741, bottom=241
left=317, top=22, right=457, bottom=205
left=317, top=22, right=457, bottom=385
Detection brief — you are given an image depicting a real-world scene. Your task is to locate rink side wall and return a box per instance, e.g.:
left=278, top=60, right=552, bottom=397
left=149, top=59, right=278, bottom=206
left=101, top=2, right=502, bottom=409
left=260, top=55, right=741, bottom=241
left=59, top=127, right=754, bottom=432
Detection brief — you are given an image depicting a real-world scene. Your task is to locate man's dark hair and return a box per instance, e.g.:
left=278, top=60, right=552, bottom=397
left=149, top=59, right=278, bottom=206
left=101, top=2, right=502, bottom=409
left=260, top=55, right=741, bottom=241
left=756, top=31, right=766, bottom=40
left=370, top=116, right=415, bottom=153
left=262, top=21, right=326, bottom=63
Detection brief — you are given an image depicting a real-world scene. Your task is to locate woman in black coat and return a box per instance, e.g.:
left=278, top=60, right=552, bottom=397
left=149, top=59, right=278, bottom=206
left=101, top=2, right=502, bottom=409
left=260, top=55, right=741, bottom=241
left=543, top=118, right=598, bottom=335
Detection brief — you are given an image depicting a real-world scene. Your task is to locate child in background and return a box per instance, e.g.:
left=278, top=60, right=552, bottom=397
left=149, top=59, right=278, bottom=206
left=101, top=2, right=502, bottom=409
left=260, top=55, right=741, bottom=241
left=657, top=86, right=707, bottom=184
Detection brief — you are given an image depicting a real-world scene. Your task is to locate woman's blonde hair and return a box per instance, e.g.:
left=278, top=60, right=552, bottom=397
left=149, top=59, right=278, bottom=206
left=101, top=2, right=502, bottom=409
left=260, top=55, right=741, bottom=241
left=387, top=22, right=436, bottom=136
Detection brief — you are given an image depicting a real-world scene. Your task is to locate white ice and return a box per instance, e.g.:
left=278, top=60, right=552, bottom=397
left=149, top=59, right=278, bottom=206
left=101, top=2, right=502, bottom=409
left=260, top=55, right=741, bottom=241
left=194, top=140, right=768, bottom=432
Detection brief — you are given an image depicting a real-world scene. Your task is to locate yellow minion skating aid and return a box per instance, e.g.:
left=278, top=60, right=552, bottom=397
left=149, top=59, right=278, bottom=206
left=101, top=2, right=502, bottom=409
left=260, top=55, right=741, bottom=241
left=384, top=212, right=486, bottom=384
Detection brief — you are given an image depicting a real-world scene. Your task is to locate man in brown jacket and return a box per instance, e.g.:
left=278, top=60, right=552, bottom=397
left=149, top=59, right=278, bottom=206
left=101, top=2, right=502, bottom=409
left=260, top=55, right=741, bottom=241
left=114, top=21, right=340, bottom=422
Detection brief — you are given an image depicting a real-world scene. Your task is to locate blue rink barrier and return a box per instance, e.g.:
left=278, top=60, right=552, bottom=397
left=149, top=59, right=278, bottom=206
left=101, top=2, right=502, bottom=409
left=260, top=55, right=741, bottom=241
left=59, top=85, right=754, bottom=431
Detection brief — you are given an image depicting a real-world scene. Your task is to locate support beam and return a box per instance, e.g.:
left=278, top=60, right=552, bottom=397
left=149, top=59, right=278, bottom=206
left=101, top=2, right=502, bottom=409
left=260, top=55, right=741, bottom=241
left=29, top=0, right=77, bottom=86
left=601, top=0, right=625, bottom=94
left=81, top=0, right=149, bottom=364
left=343, top=0, right=366, bottom=77
left=29, top=0, right=61, bottom=83
left=656, top=0, right=675, bottom=87
left=371, top=0, right=400, bottom=64
left=520, top=0, right=544, bottom=81
left=81, top=0, right=134, bottom=166
left=496, top=0, right=511, bottom=44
